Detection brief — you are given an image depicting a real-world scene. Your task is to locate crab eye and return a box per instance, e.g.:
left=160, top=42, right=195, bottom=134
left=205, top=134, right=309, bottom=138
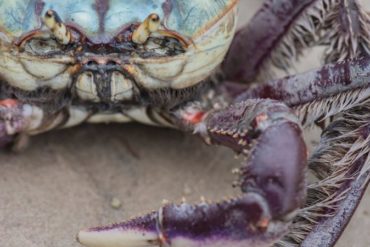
left=23, top=38, right=63, bottom=56
left=129, top=13, right=190, bottom=58
left=150, top=14, right=160, bottom=22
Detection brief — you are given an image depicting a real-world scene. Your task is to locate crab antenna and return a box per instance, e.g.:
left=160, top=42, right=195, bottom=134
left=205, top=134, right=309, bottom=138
left=43, top=10, right=72, bottom=45
left=132, top=13, right=190, bottom=48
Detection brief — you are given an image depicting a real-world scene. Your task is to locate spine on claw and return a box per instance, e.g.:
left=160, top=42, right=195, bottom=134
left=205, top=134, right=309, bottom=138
left=207, top=100, right=307, bottom=217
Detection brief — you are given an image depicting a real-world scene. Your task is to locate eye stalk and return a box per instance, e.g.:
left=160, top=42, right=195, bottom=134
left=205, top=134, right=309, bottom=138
left=43, top=10, right=72, bottom=45
left=132, top=13, right=190, bottom=48
left=148, top=14, right=161, bottom=32
left=132, top=14, right=161, bottom=45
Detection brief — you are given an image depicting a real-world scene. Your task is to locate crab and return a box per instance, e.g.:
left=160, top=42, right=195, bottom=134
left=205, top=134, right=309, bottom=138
left=1, top=0, right=370, bottom=246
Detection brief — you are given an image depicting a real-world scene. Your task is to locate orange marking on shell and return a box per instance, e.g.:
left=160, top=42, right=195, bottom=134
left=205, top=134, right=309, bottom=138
left=67, top=64, right=82, bottom=75
left=183, top=111, right=206, bottom=125
left=255, top=113, right=268, bottom=124
left=0, top=99, right=18, bottom=108
left=257, top=217, right=270, bottom=230
left=124, top=65, right=136, bottom=74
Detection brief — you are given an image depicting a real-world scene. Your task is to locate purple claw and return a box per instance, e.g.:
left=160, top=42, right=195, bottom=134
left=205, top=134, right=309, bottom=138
left=78, top=99, right=307, bottom=247
left=240, top=120, right=307, bottom=218
left=77, top=212, right=160, bottom=247
left=207, top=99, right=307, bottom=219
left=78, top=194, right=285, bottom=247
left=0, top=99, right=29, bottom=147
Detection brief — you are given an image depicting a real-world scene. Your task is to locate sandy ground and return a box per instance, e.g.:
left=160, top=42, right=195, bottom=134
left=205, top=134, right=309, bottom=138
left=1, top=1, right=370, bottom=247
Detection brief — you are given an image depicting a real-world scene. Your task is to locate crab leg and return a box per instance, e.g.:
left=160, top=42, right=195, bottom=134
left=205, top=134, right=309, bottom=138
left=223, top=0, right=326, bottom=82
left=296, top=104, right=370, bottom=246
left=0, top=99, right=31, bottom=147
left=221, top=58, right=370, bottom=245
left=302, top=171, right=370, bottom=247
left=0, top=99, right=71, bottom=149
left=77, top=99, right=307, bottom=247
left=226, top=56, right=370, bottom=128
left=223, top=0, right=370, bottom=83
left=236, top=56, right=370, bottom=106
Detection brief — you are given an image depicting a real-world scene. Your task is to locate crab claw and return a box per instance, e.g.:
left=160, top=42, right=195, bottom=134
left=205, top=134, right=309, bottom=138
left=0, top=99, right=29, bottom=147
left=78, top=99, right=307, bottom=247
left=78, top=193, right=282, bottom=247
left=77, top=212, right=159, bottom=247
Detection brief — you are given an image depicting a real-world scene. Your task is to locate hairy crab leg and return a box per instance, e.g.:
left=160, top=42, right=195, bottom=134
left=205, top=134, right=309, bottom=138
left=295, top=105, right=370, bottom=246
left=321, top=0, right=370, bottom=63
left=222, top=56, right=370, bottom=245
left=302, top=171, right=370, bottom=246
left=77, top=99, right=307, bottom=247
left=223, top=0, right=370, bottom=83
left=237, top=56, right=370, bottom=105
left=223, top=0, right=329, bottom=82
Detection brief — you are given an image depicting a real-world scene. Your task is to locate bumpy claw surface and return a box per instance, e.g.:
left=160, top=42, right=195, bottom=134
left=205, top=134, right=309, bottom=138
left=78, top=194, right=279, bottom=247
left=207, top=100, right=307, bottom=218
left=78, top=99, right=307, bottom=247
